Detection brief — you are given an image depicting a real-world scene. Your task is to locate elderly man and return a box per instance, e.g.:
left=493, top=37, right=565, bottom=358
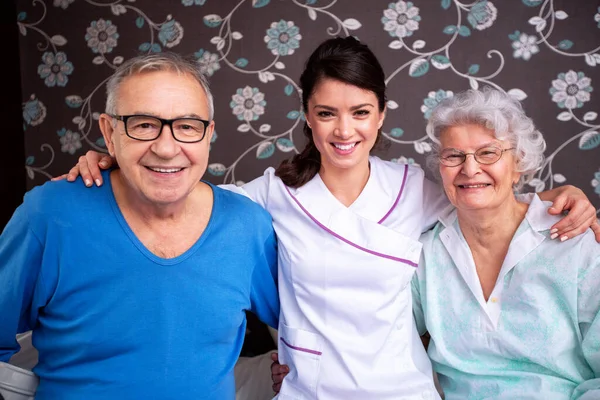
left=0, top=53, right=279, bottom=399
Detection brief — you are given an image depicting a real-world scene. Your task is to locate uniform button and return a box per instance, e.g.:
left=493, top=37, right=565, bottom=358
left=490, top=297, right=498, bottom=303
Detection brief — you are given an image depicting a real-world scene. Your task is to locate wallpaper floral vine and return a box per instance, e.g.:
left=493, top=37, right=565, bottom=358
left=16, top=0, right=600, bottom=212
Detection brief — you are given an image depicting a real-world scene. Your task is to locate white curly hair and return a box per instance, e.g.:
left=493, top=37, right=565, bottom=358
left=425, top=87, right=546, bottom=191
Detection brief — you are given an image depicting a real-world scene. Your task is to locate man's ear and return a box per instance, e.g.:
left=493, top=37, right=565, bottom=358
left=204, top=120, right=215, bottom=145
left=99, top=114, right=117, bottom=157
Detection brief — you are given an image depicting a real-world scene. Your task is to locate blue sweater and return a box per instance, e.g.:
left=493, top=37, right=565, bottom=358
left=0, top=171, right=279, bottom=399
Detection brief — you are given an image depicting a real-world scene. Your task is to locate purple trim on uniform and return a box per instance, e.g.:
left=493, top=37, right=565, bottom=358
left=378, top=163, right=408, bottom=224
left=284, top=185, right=418, bottom=268
left=280, top=337, right=322, bottom=356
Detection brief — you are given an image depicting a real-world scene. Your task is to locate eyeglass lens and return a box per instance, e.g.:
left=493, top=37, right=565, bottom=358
left=126, top=116, right=205, bottom=142
left=440, top=146, right=503, bottom=166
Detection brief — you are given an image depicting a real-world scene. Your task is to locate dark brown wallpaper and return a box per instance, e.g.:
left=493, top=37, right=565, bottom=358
left=15, top=0, right=600, bottom=211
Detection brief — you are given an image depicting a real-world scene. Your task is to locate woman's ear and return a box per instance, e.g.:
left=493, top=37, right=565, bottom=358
left=304, top=113, right=311, bottom=129
left=512, top=173, right=521, bottom=187
left=378, top=106, right=387, bottom=129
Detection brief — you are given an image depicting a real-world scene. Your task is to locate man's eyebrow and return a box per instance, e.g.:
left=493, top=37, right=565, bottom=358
left=127, top=112, right=206, bottom=119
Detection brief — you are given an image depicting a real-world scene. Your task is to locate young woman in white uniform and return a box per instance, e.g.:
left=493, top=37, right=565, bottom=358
left=237, top=38, right=447, bottom=399
left=60, top=37, right=598, bottom=399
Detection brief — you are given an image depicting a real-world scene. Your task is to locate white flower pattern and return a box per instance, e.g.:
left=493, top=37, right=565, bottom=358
left=59, top=130, right=82, bottom=155
left=467, top=1, right=497, bottom=31
left=391, top=156, right=420, bottom=167
left=53, top=0, right=74, bottom=9
left=196, top=50, right=220, bottom=76
left=550, top=70, right=593, bottom=109
left=85, top=19, right=119, bottom=54
left=230, top=86, right=266, bottom=121
left=264, top=20, right=302, bottom=56
left=381, top=1, right=421, bottom=38
left=421, top=90, right=454, bottom=120
left=512, top=33, right=539, bottom=60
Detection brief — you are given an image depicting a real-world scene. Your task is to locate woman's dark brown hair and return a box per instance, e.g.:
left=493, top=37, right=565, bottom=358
left=275, top=36, right=387, bottom=188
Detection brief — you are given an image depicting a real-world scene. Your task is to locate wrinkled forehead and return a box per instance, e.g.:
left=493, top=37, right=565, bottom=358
left=117, top=71, right=210, bottom=117
left=439, top=123, right=510, bottom=148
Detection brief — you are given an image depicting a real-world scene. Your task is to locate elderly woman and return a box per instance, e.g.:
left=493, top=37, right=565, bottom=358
left=412, top=88, right=600, bottom=399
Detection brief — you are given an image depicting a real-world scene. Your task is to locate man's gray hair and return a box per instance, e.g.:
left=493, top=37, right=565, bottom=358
left=425, top=87, right=546, bottom=191
left=105, top=52, right=214, bottom=120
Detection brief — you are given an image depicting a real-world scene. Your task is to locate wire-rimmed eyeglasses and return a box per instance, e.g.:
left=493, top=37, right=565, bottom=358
left=439, top=146, right=515, bottom=167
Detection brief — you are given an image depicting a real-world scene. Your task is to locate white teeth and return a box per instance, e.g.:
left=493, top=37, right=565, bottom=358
left=148, top=167, right=182, bottom=173
left=461, top=184, right=489, bottom=188
left=333, top=142, right=357, bottom=151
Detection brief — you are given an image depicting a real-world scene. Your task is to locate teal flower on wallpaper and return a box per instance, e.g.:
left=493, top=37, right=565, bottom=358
left=467, top=1, right=497, bottom=31
left=550, top=70, right=592, bottom=109
left=182, top=0, right=206, bottom=5
left=37, top=52, right=74, bottom=87
left=195, top=49, right=220, bottom=76
left=230, top=86, right=266, bottom=121
left=381, top=1, right=421, bottom=38
left=595, top=7, right=600, bottom=28
left=53, top=0, right=74, bottom=9
left=57, top=128, right=82, bottom=155
left=85, top=19, right=119, bottom=54
left=421, top=90, right=453, bottom=119
left=158, top=19, right=184, bottom=48
left=510, top=32, right=539, bottom=61
left=391, top=156, right=419, bottom=167
left=592, top=171, right=600, bottom=196
left=264, top=20, right=302, bottom=56
left=22, top=95, right=46, bottom=127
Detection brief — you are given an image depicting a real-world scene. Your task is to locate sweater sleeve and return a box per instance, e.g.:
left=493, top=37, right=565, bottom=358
left=249, top=229, right=280, bottom=330
left=0, top=202, right=46, bottom=362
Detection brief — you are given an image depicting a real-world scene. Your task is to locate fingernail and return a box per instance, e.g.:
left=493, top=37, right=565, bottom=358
left=550, top=228, right=558, bottom=234
left=550, top=233, right=558, bottom=240
left=95, top=179, right=102, bottom=186
left=100, top=161, right=108, bottom=167
left=85, top=179, right=92, bottom=187
left=560, top=235, right=568, bottom=242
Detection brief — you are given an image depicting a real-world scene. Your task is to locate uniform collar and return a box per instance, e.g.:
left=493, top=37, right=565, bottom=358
left=291, top=156, right=401, bottom=224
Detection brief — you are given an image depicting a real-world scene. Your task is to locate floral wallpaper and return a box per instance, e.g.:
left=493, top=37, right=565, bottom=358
left=16, top=0, right=600, bottom=213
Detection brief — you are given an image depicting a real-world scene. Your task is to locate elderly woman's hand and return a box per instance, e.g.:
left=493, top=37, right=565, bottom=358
left=541, top=185, right=600, bottom=243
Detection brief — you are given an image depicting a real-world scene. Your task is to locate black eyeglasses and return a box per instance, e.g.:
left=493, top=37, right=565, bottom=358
left=110, top=114, right=211, bottom=143
left=439, top=146, right=515, bottom=167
